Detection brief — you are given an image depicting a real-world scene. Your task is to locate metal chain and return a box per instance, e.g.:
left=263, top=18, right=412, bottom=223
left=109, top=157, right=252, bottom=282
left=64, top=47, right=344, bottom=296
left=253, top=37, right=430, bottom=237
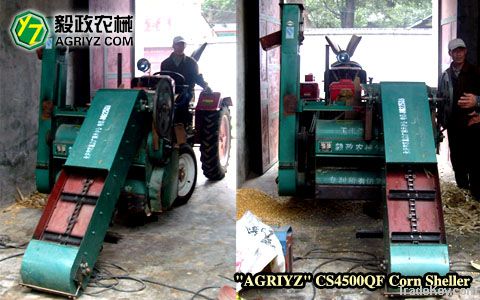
left=61, top=178, right=94, bottom=244
left=405, top=170, right=420, bottom=243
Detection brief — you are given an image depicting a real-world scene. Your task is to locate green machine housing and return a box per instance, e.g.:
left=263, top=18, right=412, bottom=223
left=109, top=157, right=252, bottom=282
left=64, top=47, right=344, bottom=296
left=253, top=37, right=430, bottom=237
left=21, top=24, right=193, bottom=297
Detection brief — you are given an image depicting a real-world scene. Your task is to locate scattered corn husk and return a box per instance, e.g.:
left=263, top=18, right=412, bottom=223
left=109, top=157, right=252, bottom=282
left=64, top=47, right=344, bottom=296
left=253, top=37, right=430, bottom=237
left=237, top=189, right=282, bottom=223
left=238, top=182, right=479, bottom=235
left=14, top=187, right=47, bottom=209
left=236, top=188, right=340, bottom=225
left=441, top=181, right=480, bottom=234
left=236, top=188, right=304, bottom=226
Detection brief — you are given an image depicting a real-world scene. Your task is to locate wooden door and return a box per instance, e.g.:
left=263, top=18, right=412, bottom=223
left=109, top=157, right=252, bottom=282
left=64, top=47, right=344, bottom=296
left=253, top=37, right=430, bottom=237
left=258, top=0, right=280, bottom=173
left=89, top=0, right=134, bottom=96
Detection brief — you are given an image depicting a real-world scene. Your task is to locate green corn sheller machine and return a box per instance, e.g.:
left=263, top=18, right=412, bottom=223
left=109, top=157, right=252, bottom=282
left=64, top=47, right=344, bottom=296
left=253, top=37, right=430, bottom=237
left=262, top=1, right=450, bottom=294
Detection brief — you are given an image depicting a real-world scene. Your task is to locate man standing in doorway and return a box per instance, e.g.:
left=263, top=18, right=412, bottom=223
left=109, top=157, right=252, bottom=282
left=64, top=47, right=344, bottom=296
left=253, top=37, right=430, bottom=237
left=161, top=36, right=211, bottom=126
left=439, top=38, right=480, bottom=199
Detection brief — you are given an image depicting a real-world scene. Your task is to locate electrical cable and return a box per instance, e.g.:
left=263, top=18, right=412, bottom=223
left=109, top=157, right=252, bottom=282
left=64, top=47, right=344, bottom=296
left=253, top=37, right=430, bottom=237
left=190, top=286, right=221, bottom=300
left=84, top=261, right=220, bottom=299
left=140, top=278, right=216, bottom=300
left=0, top=236, right=224, bottom=299
left=297, top=248, right=480, bottom=299
left=85, top=262, right=144, bottom=295
left=293, top=248, right=382, bottom=300
left=218, top=274, right=235, bottom=282
left=0, top=252, right=24, bottom=262
left=86, top=275, right=146, bottom=295
left=0, top=236, right=27, bottom=264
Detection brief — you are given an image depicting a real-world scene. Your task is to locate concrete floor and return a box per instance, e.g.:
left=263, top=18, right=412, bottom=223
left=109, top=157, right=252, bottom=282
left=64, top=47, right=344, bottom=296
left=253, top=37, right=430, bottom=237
left=239, top=151, right=480, bottom=300
left=0, top=143, right=236, bottom=300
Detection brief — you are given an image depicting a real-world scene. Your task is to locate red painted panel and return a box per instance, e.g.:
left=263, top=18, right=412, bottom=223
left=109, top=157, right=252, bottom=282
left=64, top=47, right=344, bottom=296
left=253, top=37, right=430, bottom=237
left=33, top=170, right=68, bottom=239
left=91, top=47, right=104, bottom=93
left=107, top=46, right=131, bottom=74
left=46, top=202, right=95, bottom=238
left=259, top=0, right=280, bottom=173
left=270, top=117, right=279, bottom=164
left=386, top=168, right=444, bottom=235
left=385, top=170, right=411, bottom=233
left=196, top=92, right=221, bottom=111
left=45, top=173, right=104, bottom=238
left=261, top=103, right=270, bottom=167
left=89, top=0, right=133, bottom=92
left=35, top=172, right=105, bottom=241
left=106, top=78, right=134, bottom=89
left=386, top=200, right=410, bottom=232
left=71, top=204, right=96, bottom=238
left=62, top=175, right=105, bottom=197
left=45, top=200, right=76, bottom=234
left=415, top=201, right=442, bottom=232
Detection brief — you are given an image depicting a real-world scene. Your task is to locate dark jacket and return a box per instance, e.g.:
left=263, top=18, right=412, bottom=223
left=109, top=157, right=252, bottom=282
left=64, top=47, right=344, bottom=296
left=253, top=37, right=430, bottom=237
left=160, top=54, right=207, bottom=93
left=440, top=61, right=480, bottom=129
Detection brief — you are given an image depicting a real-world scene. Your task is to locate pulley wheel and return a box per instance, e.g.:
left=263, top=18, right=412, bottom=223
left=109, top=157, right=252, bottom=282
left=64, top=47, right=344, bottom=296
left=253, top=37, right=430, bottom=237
left=153, top=77, right=175, bottom=138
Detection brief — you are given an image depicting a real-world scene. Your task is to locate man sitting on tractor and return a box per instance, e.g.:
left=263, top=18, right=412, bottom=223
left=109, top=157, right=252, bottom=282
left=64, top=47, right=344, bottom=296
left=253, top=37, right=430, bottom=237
left=161, top=36, right=212, bottom=126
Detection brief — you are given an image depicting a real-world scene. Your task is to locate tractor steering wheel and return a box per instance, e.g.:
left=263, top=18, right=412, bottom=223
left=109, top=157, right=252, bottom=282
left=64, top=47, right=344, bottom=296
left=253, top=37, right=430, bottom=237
left=153, top=71, right=186, bottom=86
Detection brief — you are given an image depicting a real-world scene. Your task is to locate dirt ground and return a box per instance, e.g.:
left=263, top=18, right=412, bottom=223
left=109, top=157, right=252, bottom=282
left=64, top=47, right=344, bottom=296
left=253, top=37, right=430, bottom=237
left=0, top=146, right=236, bottom=300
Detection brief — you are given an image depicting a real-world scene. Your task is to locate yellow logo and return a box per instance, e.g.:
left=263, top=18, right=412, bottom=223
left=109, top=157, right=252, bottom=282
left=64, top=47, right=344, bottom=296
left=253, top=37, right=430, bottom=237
left=10, top=10, right=49, bottom=50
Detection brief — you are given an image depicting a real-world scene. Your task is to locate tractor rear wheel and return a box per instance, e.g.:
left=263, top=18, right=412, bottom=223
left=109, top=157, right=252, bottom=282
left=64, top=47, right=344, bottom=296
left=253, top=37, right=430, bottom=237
left=200, top=106, right=231, bottom=180
left=173, top=144, right=197, bottom=207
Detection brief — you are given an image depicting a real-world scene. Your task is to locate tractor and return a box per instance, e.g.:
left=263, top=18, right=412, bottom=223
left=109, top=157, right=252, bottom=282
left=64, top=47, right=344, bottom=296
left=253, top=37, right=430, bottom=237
left=20, top=27, right=231, bottom=297
left=262, top=0, right=450, bottom=295
left=134, top=49, right=233, bottom=182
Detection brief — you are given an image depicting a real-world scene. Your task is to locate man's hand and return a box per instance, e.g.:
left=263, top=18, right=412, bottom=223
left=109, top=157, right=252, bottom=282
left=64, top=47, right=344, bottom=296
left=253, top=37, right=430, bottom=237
left=458, top=93, right=477, bottom=109
left=204, top=86, right=213, bottom=94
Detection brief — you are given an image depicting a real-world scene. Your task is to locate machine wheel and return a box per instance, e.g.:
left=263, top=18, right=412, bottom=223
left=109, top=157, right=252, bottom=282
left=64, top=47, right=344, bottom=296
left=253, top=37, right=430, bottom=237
left=200, top=106, right=231, bottom=180
left=173, top=144, right=197, bottom=207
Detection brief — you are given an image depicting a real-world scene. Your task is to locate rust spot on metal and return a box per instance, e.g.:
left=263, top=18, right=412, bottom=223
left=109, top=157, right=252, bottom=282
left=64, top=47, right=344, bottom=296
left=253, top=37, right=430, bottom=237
left=260, top=30, right=281, bottom=51
left=283, top=94, right=297, bottom=115
left=41, top=100, right=53, bottom=120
